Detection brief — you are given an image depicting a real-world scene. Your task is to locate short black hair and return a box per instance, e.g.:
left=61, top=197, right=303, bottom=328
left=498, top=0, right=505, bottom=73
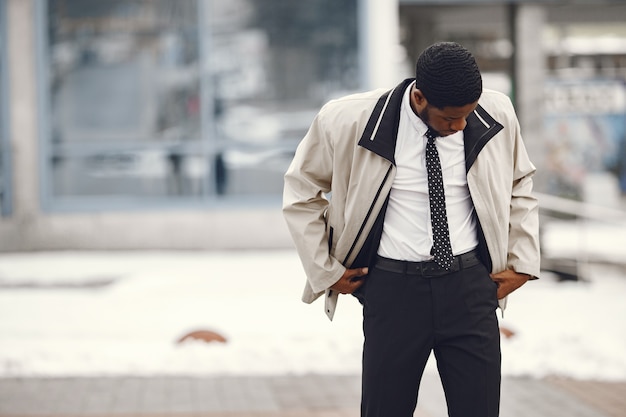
left=415, top=42, right=482, bottom=109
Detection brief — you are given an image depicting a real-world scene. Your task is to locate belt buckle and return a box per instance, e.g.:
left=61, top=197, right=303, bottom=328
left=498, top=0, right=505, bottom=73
left=421, top=262, right=441, bottom=277
left=422, top=257, right=460, bottom=277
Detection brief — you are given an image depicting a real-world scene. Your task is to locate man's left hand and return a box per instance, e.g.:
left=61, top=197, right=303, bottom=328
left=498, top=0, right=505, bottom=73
left=490, top=269, right=530, bottom=299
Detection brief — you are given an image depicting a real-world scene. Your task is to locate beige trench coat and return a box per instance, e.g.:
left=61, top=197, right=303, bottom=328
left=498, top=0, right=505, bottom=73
left=283, top=81, right=540, bottom=320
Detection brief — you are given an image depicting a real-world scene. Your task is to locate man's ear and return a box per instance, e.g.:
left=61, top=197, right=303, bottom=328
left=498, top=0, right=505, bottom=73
left=411, top=88, right=428, bottom=112
left=413, top=88, right=427, bottom=105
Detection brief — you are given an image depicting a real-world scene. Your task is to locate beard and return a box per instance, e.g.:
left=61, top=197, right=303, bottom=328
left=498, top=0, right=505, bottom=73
left=417, top=105, right=440, bottom=136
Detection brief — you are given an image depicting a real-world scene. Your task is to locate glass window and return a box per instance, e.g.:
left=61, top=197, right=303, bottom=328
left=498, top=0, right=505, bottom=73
left=542, top=23, right=626, bottom=199
left=0, top=0, right=12, bottom=215
left=210, top=0, right=359, bottom=196
left=43, top=0, right=358, bottom=207
left=46, top=0, right=204, bottom=201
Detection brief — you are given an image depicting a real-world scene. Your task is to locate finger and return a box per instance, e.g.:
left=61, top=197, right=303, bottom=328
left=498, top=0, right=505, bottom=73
left=345, top=267, right=367, bottom=280
left=497, top=282, right=513, bottom=299
left=353, top=267, right=368, bottom=277
left=345, top=276, right=366, bottom=293
left=343, top=280, right=364, bottom=294
left=497, top=287, right=506, bottom=299
left=490, top=272, right=506, bottom=280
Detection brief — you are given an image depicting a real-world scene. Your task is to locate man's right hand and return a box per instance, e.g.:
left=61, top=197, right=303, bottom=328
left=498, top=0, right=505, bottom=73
left=330, top=267, right=368, bottom=294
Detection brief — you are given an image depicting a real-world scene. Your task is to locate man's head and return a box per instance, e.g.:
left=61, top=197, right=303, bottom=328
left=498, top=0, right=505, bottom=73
left=411, top=42, right=482, bottom=136
left=415, top=42, right=482, bottom=109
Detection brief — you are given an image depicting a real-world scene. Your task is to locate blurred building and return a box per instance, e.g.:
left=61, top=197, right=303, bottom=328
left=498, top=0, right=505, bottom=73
left=0, top=0, right=625, bottom=251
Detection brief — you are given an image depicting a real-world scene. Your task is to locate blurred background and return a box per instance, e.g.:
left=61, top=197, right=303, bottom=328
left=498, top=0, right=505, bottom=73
left=0, top=0, right=625, bottom=416
left=0, top=0, right=625, bottom=252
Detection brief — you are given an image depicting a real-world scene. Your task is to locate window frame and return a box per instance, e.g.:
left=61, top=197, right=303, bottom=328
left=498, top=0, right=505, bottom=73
left=0, top=0, right=13, bottom=216
left=34, top=0, right=253, bottom=212
left=35, top=0, right=360, bottom=212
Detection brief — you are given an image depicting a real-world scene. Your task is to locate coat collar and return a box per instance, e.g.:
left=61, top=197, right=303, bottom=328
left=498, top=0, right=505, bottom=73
left=463, top=102, right=504, bottom=170
left=358, top=78, right=504, bottom=171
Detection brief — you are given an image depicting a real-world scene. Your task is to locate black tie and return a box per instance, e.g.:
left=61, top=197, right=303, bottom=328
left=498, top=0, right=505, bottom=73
left=425, top=128, right=454, bottom=269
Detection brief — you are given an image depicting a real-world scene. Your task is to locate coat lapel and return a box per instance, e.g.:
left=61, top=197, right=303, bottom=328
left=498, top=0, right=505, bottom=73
left=357, top=79, right=414, bottom=164
left=358, top=79, right=504, bottom=171
left=464, top=104, right=503, bottom=171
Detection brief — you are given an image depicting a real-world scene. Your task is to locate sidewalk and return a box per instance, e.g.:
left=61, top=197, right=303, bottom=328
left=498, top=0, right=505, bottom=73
left=0, top=373, right=624, bottom=417
left=0, top=250, right=624, bottom=416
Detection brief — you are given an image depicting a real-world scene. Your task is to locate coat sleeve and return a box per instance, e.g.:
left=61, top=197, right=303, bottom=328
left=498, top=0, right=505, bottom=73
left=507, top=102, right=541, bottom=279
left=282, top=108, right=347, bottom=296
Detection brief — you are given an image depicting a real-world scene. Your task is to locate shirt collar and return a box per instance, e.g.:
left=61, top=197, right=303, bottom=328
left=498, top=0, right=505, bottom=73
left=401, top=82, right=430, bottom=138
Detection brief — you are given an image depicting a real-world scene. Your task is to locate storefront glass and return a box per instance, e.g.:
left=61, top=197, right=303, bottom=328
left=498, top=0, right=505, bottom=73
left=43, top=0, right=358, bottom=206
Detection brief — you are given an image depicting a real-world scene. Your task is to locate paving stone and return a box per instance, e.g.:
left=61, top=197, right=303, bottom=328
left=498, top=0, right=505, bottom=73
left=192, top=377, right=224, bottom=411
left=110, top=377, right=143, bottom=414
left=0, top=374, right=619, bottom=417
left=502, top=378, right=611, bottom=417
left=546, top=377, right=626, bottom=417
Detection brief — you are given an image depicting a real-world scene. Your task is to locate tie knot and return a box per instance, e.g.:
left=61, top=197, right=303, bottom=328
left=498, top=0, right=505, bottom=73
left=425, top=128, right=438, bottom=141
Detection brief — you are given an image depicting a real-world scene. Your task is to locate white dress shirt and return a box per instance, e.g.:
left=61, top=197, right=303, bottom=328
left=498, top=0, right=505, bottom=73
left=377, top=84, right=478, bottom=261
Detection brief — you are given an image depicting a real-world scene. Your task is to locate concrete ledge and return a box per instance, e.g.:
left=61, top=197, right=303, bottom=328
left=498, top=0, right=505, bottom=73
left=0, top=207, right=293, bottom=251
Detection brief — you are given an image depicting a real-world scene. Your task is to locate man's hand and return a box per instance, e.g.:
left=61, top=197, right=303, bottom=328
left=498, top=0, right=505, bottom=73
left=490, top=269, right=530, bottom=299
left=330, top=267, right=368, bottom=294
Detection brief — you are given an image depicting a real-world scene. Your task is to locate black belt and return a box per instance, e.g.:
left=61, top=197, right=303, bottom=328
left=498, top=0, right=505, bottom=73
left=375, top=249, right=482, bottom=277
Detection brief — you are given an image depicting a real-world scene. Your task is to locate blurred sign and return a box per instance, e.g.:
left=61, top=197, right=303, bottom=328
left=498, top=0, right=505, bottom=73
left=544, top=79, right=626, bottom=197
left=545, top=81, right=626, bottom=114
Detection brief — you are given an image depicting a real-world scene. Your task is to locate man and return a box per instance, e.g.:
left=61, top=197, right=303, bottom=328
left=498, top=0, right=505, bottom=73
left=283, top=42, right=540, bottom=417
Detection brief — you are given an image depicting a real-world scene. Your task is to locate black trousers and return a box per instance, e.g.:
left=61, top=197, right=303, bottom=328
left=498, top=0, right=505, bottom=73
left=355, top=258, right=501, bottom=417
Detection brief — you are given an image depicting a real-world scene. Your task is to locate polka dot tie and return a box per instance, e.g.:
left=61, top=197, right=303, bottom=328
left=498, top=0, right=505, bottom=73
left=425, top=128, right=454, bottom=269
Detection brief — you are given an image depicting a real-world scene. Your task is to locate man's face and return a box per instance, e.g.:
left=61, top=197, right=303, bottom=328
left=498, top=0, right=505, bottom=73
left=418, top=102, right=477, bottom=137
left=411, top=88, right=478, bottom=137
